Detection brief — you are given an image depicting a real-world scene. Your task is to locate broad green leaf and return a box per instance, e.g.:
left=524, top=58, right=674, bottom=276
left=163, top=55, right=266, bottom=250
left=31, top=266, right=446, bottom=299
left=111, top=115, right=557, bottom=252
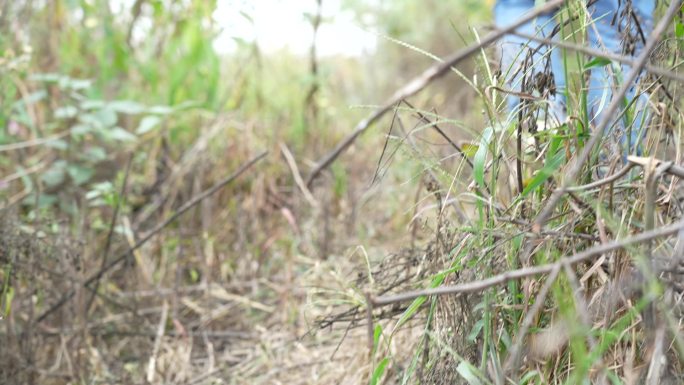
left=67, top=164, right=94, bottom=185
left=55, top=106, right=78, bottom=119
left=136, top=116, right=162, bottom=134
left=676, top=22, right=684, bottom=38
left=81, top=146, right=107, bottom=162
left=107, top=127, right=137, bottom=142
left=13, top=90, right=47, bottom=107
left=107, top=100, right=146, bottom=114
left=41, top=161, right=67, bottom=187
left=24, top=193, right=58, bottom=208
left=80, top=99, right=106, bottom=110
left=93, top=108, right=118, bottom=127
left=45, top=139, right=69, bottom=150
left=29, top=73, right=61, bottom=82
left=147, top=105, right=174, bottom=115
left=61, top=77, right=92, bottom=90
left=71, top=123, right=92, bottom=135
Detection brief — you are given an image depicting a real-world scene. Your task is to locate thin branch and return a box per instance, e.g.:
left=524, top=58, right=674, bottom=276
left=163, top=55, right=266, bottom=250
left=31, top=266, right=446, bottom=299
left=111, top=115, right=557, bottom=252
left=628, top=155, right=684, bottom=179
left=505, top=29, right=684, bottom=84
left=566, top=163, right=635, bottom=192
left=369, top=217, right=684, bottom=307
left=36, top=151, right=268, bottom=323
left=305, top=0, right=565, bottom=187
left=531, top=0, right=682, bottom=233
left=85, top=153, right=134, bottom=314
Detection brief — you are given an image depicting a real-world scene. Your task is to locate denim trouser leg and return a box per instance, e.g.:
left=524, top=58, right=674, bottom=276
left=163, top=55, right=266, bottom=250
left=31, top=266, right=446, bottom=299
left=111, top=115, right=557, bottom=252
left=586, top=0, right=655, bottom=155
left=495, top=0, right=654, bottom=153
left=494, top=0, right=567, bottom=126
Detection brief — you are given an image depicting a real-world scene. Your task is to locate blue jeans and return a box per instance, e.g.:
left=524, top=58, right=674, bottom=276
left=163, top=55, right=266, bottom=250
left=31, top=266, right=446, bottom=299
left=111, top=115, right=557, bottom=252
left=495, top=0, right=655, bottom=154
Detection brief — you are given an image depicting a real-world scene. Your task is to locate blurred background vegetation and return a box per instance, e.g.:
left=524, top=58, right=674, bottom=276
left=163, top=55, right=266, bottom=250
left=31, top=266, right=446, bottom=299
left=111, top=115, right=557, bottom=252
left=0, top=0, right=494, bottom=383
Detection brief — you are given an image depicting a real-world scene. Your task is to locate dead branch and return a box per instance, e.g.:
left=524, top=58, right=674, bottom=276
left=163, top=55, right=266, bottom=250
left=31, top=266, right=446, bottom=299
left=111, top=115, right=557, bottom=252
left=305, top=0, right=565, bottom=188
left=368, top=217, right=684, bottom=307
left=505, top=29, right=684, bottom=84
left=36, top=151, right=268, bottom=323
left=531, top=0, right=682, bottom=233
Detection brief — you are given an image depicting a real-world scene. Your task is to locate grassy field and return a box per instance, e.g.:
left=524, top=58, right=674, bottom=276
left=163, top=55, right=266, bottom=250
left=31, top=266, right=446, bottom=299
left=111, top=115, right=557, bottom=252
left=2, top=1, right=684, bottom=384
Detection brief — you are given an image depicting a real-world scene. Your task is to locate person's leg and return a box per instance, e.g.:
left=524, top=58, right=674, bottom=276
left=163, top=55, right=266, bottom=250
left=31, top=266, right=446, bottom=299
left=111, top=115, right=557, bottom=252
left=494, top=0, right=566, bottom=126
left=586, top=0, right=655, bottom=155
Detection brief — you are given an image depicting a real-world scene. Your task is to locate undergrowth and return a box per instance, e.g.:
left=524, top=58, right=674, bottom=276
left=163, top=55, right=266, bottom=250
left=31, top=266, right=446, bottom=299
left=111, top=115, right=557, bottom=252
left=2, top=1, right=684, bottom=385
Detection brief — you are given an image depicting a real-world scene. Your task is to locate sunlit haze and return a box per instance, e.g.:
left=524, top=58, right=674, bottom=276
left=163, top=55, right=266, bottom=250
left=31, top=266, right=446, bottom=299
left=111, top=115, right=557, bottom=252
left=212, top=0, right=377, bottom=56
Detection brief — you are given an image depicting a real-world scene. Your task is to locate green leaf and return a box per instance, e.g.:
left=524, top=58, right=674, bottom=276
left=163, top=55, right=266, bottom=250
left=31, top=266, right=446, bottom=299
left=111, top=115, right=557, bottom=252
left=147, top=105, right=174, bottom=115
left=55, top=106, right=78, bottom=119
left=395, top=296, right=426, bottom=332
left=676, top=22, right=684, bottom=38
left=41, top=161, right=67, bottom=187
left=67, top=164, right=94, bottom=185
left=460, top=143, right=479, bottom=158
left=370, top=357, right=390, bottom=385
left=373, top=324, right=383, bottom=354
left=62, top=77, right=92, bottom=91
left=23, top=193, right=58, bottom=208
left=473, top=126, right=493, bottom=189
left=29, top=73, right=61, bottom=83
left=136, top=115, right=162, bottom=134
left=81, top=146, right=107, bottom=162
left=456, top=361, right=483, bottom=385
left=45, top=139, right=69, bottom=150
left=14, top=90, right=47, bottom=106
left=108, top=100, right=145, bottom=115
left=2, top=286, right=14, bottom=318
left=521, top=150, right=565, bottom=196
left=467, top=319, right=484, bottom=342
left=72, top=123, right=92, bottom=135
left=584, top=57, right=612, bottom=70
left=93, top=108, right=118, bottom=127
left=107, top=127, right=137, bottom=142
left=80, top=99, right=106, bottom=110
left=519, top=370, right=541, bottom=385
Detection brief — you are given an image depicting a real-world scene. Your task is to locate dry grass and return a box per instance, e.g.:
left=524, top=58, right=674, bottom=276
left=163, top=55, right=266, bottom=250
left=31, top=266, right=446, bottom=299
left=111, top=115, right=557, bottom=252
left=3, top=1, right=684, bottom=384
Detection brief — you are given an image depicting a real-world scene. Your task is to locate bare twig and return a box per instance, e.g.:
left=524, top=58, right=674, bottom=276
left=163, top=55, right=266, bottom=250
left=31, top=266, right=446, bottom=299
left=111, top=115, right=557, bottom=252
left=0, top=131, right=70, bottom=152
left=369, top=218, right=684, bottom=307
left=305, top=0, right=565, bottom=187
left=280, top=143, right=318, bottom=208
left=401, top=100, right=475, bottom=170
left=36, top=151, right=268, bottom=323
left=628, top=155, right=684, bottom=178
left=566, top=163, right=635, bottom=192
left=531, top=0, right=682, bottom=233
left=146, top=301, right=169, bottom=383
left=85, top=153, right=134, bottom=315
left=505, top=29, right=684, bottom=84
